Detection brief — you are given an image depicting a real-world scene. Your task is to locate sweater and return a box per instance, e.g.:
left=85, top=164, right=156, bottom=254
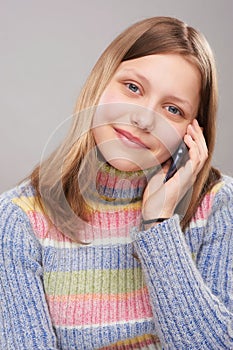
left=0, top=161, right=233, bottom=350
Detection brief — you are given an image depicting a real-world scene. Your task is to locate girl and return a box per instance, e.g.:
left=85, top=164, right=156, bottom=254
left=1, top=16, right=233, bottom=349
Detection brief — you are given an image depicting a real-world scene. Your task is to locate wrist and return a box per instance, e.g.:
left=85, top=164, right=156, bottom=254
left=141, top=217, right=170, bottom=230
left=142, top=209, right=174, bottom=221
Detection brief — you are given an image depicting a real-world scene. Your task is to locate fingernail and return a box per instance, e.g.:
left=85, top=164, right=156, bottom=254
left=188, top=124, right=194, bottom=131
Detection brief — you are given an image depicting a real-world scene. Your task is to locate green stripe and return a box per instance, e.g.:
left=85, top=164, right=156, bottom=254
left=44, top=268, right=145, bottom=296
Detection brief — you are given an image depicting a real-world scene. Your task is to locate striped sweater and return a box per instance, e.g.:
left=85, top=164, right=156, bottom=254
left=1, top=161, right=233, bottom=349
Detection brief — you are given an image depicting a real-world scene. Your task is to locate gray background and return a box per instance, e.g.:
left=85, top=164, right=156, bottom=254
left=1, top=0, right=233, bottom=193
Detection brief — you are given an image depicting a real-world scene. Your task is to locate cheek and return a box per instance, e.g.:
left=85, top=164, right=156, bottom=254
left=96, top=89, right=124, bottom=126
left=149, top=119, right=190, bottom=163
left=150, top=118, right=186, bottom=157
left=93, top=102, right=138, bottom=130
left=92, top=126, right=108, bottom=146
left=166, top=123, right=189, bottom=156
left=92, top=127, right=99, bottom=145
left=98, top=87, right=120, bottom=105
left=92, top=104, right=119, bottom=129
left=173, top=124, right=188, bottom=139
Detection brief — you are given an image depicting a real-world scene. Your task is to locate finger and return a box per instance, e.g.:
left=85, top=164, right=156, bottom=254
left=186, top=122, right=208, bottom=164
left=192, top=119, right=208, bottom=156
left=184, top=133, right=199, bottom=160
left=183, top=135, right=203, bottom=178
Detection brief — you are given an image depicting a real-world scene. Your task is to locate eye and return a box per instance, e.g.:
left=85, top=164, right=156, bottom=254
left=126, top=83, right=141, bottom=94
left=165, top=105, right=182, bottom=116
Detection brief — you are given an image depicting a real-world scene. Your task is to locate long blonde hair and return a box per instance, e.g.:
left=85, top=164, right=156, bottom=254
left=31, top=16, right=220, bottom=241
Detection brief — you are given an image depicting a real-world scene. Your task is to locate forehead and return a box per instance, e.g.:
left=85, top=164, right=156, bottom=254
left=118, top=54, right=201, bottom=80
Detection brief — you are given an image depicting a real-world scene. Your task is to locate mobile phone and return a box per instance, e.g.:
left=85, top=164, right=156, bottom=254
left=163, top=141, right=189, bottom=183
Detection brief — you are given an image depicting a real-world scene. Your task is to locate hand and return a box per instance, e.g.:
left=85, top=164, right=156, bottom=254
left=142, top=119, right=208, bottom=223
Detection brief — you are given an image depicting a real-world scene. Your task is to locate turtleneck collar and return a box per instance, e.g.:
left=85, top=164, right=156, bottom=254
left=96, top=160, right=153, bottom=203
left=79, top=152, right=159, bottom=242
left=83, top=151, right=159, bottom=207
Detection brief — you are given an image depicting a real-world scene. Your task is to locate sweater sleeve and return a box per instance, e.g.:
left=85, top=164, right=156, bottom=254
left=0, top=198, right=58, bottom=349
left=132, top=179, right=233, bottom=349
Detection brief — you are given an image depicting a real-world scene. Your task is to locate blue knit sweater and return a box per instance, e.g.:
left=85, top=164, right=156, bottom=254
left=1, top=172, right=233, bottom=349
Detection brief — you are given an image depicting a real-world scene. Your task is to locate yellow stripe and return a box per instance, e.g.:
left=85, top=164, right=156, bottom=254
left=101, top=333, right=160, bottom=348
left=12, top=196, right=43, bottom=214
left=12, top=194, right=142, bottom=215
left=44, top=268, right=146, bottom=295
left=209, top=181, right=224, bottom=194
left=85, top=199, right=141, bottom=213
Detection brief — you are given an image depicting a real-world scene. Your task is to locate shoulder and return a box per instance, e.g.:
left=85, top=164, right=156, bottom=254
left=0, top=181, right=42, bottom=252
left=200, top=174, right=233, bottom=211
left=209, top=174, right=233, bottom=210
left=188, top=174, right=233, bottom=229
left=198, top=174, right=233, bottom=226
left=0, top=181, right=37, bottom=222
left=0, top=180, right=37, bottom=209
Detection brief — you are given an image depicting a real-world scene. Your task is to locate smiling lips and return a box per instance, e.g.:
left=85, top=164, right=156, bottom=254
left=114, top=127, right=149, bottom=149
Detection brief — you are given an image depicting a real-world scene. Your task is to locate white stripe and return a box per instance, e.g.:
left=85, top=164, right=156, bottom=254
left=189, top=218, right=207, bottom=229
left=39, top=236, right=133, bottom=248
left=55, top=317, right=154, bottom=330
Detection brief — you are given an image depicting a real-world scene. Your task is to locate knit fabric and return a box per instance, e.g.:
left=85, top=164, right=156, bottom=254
left=1, top=161, right=233, bottom=349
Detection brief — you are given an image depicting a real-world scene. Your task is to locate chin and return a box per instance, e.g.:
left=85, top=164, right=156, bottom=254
left=107, top=158, right=160, bottom=172
left=107, top=159, right=143, bottom=172
left=97, top=147, right=162, bottom=172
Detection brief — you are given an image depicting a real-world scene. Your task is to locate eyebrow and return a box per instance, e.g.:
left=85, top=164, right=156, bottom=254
left=164, top=95, right=193, bottom=111
left=118, top=68, right=150, bottom=85
left=118, top=68, right=193, bottom=112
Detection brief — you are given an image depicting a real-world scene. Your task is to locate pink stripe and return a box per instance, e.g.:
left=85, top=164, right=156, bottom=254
left=46, top=290, right=153, bottom=326
left=27, top=211, right=70, bottom=242
left=28, top=210, right=141, bottom=242
left=96, top=171, right=147, bottom=191
left=88, top=209, right=141, bottom=230
left=193, top=193, right=214, bottom=221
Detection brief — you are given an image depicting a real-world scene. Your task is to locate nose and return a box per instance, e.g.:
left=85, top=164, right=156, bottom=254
left=130, top=108, right=155, bottom=132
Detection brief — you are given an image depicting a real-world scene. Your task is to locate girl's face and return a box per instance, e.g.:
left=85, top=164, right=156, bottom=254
left=92, top=54, right=201, bottom=171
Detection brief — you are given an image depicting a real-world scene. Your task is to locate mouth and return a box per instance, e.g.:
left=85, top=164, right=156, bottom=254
left=114, top=127, right=149, bottom=149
